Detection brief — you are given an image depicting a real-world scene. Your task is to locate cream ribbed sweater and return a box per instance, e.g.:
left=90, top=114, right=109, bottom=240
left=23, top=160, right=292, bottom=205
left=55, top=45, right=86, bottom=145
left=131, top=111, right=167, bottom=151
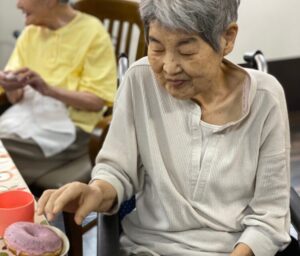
left=92, top=57, right=291, bottom=256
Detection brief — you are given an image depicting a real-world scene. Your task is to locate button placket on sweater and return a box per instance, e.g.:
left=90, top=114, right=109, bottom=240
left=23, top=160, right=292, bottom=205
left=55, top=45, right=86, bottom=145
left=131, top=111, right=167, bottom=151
left=189, top=108, right=202, bottom=197
left=192, top=132, right=220, bottom=201
left=189, top=108, right=222, bottom=201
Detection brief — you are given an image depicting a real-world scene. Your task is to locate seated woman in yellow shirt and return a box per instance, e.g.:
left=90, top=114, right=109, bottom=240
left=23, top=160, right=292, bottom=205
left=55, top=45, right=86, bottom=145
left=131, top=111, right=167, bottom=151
left=0, top=0, right=117, bottom=185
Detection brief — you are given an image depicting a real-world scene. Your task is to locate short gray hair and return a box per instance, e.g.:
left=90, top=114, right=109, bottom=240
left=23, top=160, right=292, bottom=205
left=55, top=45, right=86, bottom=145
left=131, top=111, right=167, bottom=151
left=139, top=0, right=240, bottom=52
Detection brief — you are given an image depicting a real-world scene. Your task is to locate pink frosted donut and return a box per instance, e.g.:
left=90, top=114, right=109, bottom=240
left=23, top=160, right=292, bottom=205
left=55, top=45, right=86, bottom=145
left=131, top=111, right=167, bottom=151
left=4, top=222, right=63, bottom=256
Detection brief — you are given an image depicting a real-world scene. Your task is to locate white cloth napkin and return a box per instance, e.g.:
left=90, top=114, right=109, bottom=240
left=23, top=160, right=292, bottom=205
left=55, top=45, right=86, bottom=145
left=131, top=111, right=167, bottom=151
left=0, top=86, right=76, bottom=157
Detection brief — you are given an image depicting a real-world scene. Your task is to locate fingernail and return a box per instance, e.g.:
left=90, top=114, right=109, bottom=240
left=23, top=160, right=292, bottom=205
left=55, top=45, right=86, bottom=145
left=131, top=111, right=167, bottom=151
left=75, top=216, right=82, bottom=225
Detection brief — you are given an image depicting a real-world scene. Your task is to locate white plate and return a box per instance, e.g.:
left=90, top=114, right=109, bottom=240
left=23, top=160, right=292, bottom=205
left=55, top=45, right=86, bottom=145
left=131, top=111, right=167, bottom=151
left=46, top=226, right=70, bottom=256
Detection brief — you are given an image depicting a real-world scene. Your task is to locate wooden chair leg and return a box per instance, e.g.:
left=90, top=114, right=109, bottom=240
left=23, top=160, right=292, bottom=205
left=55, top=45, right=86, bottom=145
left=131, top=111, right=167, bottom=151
left=63, top=212, right=83, bottom=256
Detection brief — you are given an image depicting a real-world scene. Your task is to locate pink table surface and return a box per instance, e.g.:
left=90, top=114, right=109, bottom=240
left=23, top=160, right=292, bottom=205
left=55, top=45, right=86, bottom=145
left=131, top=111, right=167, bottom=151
left=0, top=140, right=47, bottom=255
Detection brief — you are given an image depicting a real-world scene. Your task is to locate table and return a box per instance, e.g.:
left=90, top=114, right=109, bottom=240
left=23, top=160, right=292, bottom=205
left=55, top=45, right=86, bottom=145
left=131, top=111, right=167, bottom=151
left=0, top=140, right=47, bottom=255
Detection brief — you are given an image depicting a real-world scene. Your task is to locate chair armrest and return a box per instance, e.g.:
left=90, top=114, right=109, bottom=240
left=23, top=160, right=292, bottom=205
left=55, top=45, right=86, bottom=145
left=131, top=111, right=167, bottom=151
left=290, top=187, right=300, bottom=234
left=97, top=213, right=120, bottom=256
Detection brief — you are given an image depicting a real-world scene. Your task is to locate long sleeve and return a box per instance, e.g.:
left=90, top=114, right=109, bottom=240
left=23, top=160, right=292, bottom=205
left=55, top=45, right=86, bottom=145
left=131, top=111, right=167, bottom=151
left=237, top=78, right=291, bottom=256
left=0, top=29, right=27, bottom=94
left=91, top=72, right=145, bottom=211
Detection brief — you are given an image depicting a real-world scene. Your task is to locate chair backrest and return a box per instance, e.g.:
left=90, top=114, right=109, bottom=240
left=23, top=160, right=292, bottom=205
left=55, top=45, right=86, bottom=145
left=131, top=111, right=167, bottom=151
left=73, top=0, right=146, bottom=63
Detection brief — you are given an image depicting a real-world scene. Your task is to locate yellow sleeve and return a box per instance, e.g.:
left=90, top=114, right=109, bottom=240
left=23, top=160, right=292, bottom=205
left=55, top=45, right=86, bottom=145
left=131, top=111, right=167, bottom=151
left=0, top=30, right=27, bottom=94
left=78, top=30, right=117, bottom=106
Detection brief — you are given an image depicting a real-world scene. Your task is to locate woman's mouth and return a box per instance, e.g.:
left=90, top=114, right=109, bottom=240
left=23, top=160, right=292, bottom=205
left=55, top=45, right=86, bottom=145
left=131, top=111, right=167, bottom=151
left=167, top=79, right=186, bottom=88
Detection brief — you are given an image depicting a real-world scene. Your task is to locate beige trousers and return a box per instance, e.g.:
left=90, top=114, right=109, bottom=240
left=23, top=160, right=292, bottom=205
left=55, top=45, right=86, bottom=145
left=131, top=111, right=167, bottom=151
left=1, top=128, right=90, bottom=185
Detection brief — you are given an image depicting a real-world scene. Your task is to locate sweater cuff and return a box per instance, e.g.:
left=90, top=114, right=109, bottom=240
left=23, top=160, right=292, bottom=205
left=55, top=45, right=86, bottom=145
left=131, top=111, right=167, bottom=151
left=235, top=227, right=279, bottom=256
left=90, top=174, right=124, bottom=215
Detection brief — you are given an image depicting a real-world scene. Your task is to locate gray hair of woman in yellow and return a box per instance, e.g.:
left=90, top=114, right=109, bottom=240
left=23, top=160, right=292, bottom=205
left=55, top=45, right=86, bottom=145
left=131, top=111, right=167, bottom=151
left=139, top=0, right=240, bottom=52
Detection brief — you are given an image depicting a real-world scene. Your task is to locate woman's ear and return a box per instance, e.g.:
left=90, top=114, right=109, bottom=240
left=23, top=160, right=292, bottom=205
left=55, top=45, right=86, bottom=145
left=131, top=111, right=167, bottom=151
left=221, top=22, right=238, bottom=56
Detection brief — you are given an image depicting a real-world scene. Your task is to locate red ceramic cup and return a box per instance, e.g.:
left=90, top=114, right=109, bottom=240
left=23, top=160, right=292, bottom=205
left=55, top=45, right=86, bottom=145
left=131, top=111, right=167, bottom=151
left=0, top=190, right=34, bottom=237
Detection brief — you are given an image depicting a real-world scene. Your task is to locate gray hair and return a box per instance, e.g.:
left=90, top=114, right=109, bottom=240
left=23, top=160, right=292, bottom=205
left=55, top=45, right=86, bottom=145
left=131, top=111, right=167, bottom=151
left=139, top=0, right=240, bottom=52
left=59, top=0, right=69, bottom=3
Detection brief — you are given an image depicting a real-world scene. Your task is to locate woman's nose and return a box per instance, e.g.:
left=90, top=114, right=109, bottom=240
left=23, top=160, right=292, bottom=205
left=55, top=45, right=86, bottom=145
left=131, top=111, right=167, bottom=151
left=163, top=55, right=182, bottom=75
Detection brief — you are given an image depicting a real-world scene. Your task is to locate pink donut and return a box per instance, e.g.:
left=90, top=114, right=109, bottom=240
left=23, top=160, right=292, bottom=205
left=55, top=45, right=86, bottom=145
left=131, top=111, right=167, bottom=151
left=4, top=222, right=63, bottom=256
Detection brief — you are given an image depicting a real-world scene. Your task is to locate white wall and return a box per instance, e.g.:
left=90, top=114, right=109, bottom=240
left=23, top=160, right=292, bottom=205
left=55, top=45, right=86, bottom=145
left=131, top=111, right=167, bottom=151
left=1, top=0, right=300, bottom=68
left=0, top=0, right=24, bottom=69
left=228, top=0, right=300, bottom=63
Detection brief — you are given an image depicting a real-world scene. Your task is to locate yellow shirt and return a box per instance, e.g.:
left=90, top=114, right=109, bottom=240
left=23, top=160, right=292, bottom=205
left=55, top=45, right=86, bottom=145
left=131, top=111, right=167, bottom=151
left=1, top=11, right=117, bottom=133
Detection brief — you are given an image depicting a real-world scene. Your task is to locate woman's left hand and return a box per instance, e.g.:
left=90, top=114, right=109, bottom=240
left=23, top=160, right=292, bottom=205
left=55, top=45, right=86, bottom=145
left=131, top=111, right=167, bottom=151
left=14, top=67, right=52, bottom=96
left=13, top=67, right=105, bottom=111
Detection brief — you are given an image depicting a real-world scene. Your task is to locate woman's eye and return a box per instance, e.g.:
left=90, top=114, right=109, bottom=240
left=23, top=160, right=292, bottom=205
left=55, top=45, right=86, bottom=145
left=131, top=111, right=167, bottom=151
left=180, top=52, right=195, bottom=56
left=152, top=49, right=164, bottom=53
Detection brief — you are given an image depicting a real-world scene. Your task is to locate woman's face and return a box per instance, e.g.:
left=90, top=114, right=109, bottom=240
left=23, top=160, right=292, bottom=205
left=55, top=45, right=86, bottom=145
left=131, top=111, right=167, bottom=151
left=17, top=0, right=49, bottom=26
left=148, top=21, right=227, bottom=101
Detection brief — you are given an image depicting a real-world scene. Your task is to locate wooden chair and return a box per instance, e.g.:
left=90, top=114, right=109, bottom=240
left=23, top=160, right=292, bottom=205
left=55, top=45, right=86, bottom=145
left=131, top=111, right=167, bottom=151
left=73, top=0, right=147, bottom=63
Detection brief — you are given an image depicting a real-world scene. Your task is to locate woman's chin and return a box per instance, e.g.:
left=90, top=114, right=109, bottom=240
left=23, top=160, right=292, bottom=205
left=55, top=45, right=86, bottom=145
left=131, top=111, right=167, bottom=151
left=24, top=17, right=40, bottom=27
left=165, top=86, right=190, bottom=99
left=167, top=90, right=190, bottom=100
left=24, top=19, right=33, bottom=26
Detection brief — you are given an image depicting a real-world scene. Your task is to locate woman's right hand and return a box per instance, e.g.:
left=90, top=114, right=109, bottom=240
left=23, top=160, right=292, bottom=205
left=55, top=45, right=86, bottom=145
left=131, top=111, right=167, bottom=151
left=37, top=182, right=105, bottom=225
left=0, top=70, right=27, bottom=91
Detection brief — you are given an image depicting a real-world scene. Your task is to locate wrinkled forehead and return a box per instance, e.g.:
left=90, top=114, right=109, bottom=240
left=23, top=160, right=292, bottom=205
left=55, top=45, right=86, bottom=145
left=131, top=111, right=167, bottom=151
left=148, top=20, right=202, bottom=43
left=149, top=21, right=195, bottom=36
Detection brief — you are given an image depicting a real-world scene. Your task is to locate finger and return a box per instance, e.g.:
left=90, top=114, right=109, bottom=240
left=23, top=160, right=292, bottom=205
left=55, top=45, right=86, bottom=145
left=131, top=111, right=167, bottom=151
left=37, top=189, right=56, bottom=215
left=52, top=183, right=86, bottom=214
left=4, top=72, right=18, bottom=81
left=74, top=192, right=101, bottom=225
left=0, top=80, right=25, bottom=91
left=26, top=77, right=40, bottom=87
left=37, top=189, right=55, bottom=220
left=14, top=67, right=30, bottom=75
left=16, top=70, right=33, bottom=83
left=0, top=80, right=9, bottom=88
left=43, top=186, right=69, bottom=221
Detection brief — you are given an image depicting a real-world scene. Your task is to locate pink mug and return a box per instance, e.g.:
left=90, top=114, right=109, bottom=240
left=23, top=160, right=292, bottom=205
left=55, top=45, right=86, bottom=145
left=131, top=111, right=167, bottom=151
left=0, top=190, right=34, bottom=237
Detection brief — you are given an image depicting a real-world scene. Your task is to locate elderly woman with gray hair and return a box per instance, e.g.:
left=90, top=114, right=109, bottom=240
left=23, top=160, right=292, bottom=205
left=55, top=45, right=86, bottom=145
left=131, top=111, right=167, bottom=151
left=38, top=0, right=292, bottom=255
left=0, top=0, right=116, bottom=184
